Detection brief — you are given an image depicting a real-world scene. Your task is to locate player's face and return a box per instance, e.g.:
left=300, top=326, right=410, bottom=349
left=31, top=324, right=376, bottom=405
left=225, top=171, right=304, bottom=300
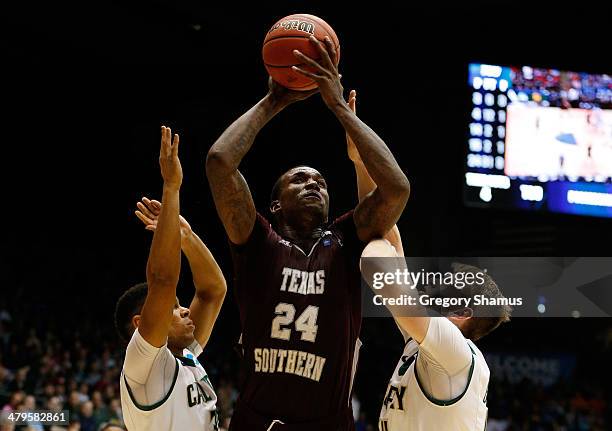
left=167, top=297, right=196, bottom=350
left=279, top=167, right=329, bottom=220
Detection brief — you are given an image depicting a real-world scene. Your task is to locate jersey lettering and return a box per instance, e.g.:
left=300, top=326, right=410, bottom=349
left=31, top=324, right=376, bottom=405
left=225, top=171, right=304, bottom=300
left=254, top=347, right=327, bottom=382
left=383, top=384, right=406, bottom=411
left=187, top=382, right=213, bottom=407
left=279, top=267, right=325, bottom=295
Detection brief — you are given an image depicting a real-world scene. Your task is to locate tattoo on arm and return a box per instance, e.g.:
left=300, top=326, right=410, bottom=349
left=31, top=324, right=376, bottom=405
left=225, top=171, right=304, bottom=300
left=208, top=169, right=256, bottom=245
left=207, top=96, right=281, bottom=244
left=353, top=189, right=406, bottom=242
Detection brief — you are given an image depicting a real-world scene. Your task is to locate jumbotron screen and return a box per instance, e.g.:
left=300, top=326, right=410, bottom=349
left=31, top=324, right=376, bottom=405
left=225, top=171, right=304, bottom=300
left=464, top=63, right=612, bottom=218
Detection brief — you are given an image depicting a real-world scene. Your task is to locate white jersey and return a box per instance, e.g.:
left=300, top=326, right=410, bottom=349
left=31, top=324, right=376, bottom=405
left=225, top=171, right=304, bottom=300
left=379, top=319, right=489, bottom=431
left=120, top=329, right=218, bottom=431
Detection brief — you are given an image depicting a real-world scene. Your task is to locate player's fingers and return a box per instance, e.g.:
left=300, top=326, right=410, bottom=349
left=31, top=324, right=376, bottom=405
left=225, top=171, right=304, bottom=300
left=136, top=201, right=156, bottom=220
left=150, top=199, right=162, bottom=209
left=142, top=197, right=160, bottom=215
left=292, top=50, right=327, bottom=74
left=292, top=66, right=323, bottom=80
left=323, top=36, right=338, bottom=66
left=160, top=125, right=166, bottom=154
left=145, top=225, right=156, bottom=231
left=172, top=133, right=180, bottom=156
left=309, top=36, right=334, bottom=70
left=161, top=125, right=171, bottom=157
left=135, top=210, right=153, bottom=226
left=348, top=90, right=356, bottom=112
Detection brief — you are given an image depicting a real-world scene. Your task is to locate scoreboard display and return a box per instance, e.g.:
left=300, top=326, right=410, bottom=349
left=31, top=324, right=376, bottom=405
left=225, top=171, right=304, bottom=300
left=464, top=63, right=612, bottom=218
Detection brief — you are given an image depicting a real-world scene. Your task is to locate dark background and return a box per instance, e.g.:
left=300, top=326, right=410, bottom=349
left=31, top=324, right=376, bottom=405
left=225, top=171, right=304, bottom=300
left=2, top=0, right=611, bottom=427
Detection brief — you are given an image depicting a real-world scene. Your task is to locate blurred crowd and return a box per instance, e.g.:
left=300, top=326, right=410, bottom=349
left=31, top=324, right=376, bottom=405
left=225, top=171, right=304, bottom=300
left=0, top=305, right=609, bottom=430
left=0, top=303, right=241, bottom=431
left=511, top=66, right=612, bottom=109
left=486, top=379, right=608, bottom=431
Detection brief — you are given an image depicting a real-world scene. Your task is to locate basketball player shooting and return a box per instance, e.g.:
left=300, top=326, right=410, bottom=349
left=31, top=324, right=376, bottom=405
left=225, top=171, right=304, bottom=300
left=115, top=126, right=225, bottom=430
left=206, top=36, right=410, bottom=430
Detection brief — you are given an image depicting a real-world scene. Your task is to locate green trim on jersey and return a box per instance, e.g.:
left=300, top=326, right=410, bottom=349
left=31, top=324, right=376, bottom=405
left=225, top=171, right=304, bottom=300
left=123, top=358, right=180, bottom=411
left=413, top=345, right=475, bottom=407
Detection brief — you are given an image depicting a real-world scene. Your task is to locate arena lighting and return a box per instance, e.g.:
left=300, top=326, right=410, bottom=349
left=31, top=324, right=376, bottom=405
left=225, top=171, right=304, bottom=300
left=483, top=139, right=492, bottom=153
left=469, top=138, right=483, bottom=152
left=483, top=78, right=497, bottom=91
left=506, top=89, right=518, bottom=102
left=465, top=172, right=511, bottom=189
left=480, top=64, right=502, bottom=78
left=479, top=186, right=492, bottom=202
left=469, top=123, right=483, bottom=136
left=495, top=156, right=504, bottom=170
left=567, top=190, right=612, bottom=207
left=519, top=184, right=544, bottom=202
left=483, top=108, right=496, bottom=122
left=467, top=154, right=496, bottom=169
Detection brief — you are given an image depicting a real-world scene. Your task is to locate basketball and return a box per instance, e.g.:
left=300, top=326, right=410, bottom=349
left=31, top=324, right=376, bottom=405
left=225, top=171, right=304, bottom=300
left=262, top=14, right=340, bottom=91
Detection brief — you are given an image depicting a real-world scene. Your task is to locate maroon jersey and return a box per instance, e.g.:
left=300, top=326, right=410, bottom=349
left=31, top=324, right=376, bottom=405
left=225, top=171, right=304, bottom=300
left=229, top=211, right=365, bottom=429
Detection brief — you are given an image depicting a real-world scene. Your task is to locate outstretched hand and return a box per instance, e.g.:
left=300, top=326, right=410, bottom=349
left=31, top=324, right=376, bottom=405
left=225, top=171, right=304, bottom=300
left=292, top=36, right=344, bottom=111
left=159, top=126, right=182, bottom=189
left=135, top=197, right=192, bottom=239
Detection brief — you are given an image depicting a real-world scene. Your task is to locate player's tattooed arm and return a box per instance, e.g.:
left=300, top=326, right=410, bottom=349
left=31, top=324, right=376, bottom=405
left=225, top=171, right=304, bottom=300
left=294, top=37, right=410, bottom=242
left=345, top=108, right=410, bottom=242
left=361, top=239, right=429, bottom=343
left=339, top=90, right=409, bottom=242
left=346, top=90, right=404, bottom=255
left=140, top=126, right=183, bottom=348
left=136, top=198, right=227, bottom=349
left=206, top=79, right=317, bottom=245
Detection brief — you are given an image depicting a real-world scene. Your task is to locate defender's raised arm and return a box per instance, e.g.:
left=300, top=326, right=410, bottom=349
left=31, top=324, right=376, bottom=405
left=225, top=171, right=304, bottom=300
left=140, top=126, right=183, bottom=348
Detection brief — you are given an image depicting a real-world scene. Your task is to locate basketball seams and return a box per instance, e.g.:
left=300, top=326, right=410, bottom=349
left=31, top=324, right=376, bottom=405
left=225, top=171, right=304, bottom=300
left=262, top=38, right=340, bottom=67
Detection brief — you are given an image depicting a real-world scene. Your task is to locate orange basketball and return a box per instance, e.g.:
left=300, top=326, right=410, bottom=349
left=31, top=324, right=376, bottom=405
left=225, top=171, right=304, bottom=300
left=262, top=14, right=340, bottom=91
